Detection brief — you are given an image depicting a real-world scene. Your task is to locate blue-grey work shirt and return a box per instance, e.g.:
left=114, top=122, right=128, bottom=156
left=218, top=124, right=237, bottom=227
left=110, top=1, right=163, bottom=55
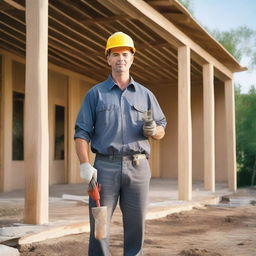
left=74, top=75, right=167, bottom=156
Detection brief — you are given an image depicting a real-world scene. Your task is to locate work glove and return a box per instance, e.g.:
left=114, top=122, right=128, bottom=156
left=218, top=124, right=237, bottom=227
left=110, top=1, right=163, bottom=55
left=80, top=163, right=97, bottom=185
left=143, top=120, right=157, bottom=137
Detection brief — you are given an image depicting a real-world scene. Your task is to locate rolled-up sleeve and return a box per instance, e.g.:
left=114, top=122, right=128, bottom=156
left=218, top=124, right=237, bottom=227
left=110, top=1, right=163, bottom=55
left=74, top=89, right=96, bottom=142
left=150, top=94, right=167, bottom=129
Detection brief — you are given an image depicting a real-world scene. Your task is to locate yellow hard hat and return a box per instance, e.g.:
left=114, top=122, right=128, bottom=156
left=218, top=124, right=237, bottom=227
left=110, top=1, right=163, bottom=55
left=105, top=32, right=136, bottom=55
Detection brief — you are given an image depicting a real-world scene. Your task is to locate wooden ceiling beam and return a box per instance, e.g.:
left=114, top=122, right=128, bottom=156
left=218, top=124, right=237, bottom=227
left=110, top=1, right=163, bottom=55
left=80, top=0, right=109, bottom=17
left=80, top=15, right=131, bottom=25
left=164, top=13, right=191, bottom=23
left=116, top=0, right=234, bottom=77
left=0, top=36, right=24, bottom=52
left=52, top=0, right=112, bottom=37
left=0, top=14, right=105, bottom=69
left=49, top=3, right=106, bottom=42
left=1, top=10, right=25, bottom=27
left=0, top=2, right=12, bottom=11
left=146, top=0, right=170, bottom=7
left=0, top=25, right=25, bottom=43
left=3, top=0, right=25, bottom=11
left=48, top=16, right=101, bottom=50
left=48, top=46, right=94, bottom=72
left=48, top=54, right=106, bottom=81
left=0, top=0, right=203, bottom=83
left=149, top=47, right=178, bottom=69
left=146, top=79, right=178, bottom=87
left=48, top=42, right=103, bottom=71
left=0, top=19, right=24, bottom=36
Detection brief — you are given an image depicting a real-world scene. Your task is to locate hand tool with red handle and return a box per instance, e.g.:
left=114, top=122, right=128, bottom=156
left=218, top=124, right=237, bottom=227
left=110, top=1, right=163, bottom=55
left=88, top=177, right=107, bottom=240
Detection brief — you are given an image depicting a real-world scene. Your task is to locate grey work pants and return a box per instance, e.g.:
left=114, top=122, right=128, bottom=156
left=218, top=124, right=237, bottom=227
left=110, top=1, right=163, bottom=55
left=88, top=155, right=151, bottom=256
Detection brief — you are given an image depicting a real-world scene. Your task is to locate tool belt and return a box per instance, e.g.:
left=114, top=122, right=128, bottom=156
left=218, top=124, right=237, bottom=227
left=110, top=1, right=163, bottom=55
left=96, top=153, right=147, bottom=166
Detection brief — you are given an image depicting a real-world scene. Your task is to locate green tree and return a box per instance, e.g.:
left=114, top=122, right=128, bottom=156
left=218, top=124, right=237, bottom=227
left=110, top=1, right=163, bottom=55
left=236, top=86, right=256, bottom=186
left=210, top=26, right=256, bottom=68
left=206, top=26, right=256, bottom=187
left=177, top=2, right=256, bottom=68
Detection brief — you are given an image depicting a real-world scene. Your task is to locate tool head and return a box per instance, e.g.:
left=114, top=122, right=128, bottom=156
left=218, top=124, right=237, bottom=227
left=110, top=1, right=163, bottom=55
left=92, top=206, right=108, bottom=240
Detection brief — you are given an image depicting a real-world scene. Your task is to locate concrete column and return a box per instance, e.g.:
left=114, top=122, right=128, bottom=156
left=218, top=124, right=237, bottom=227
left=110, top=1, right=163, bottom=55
left=24, top=0, right=49, bottom=224
left=225, top=79, right=237, bottom=191
left=178, top=45, right=192, bottom=200
left=67, top=77, right=80, bottom=183
left=203, top=63, right=215, bottom=191
left=0, top=54, right=12, bottom=192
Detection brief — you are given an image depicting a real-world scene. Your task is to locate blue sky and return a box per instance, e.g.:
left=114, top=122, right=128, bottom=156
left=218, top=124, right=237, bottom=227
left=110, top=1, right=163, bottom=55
left=191, top=0, right=256, bottom=93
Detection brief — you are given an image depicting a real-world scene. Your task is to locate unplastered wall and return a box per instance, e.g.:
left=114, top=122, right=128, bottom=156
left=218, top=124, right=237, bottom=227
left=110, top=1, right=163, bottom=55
left=48, top=70, right=68, bottom=185
left=0, top=49, right=99, bottom=191
left=0, top=54, right=14, bottom=192
left=215, top=81, right=228, bottom=182
left=10, top=61, right=25, bottom=190
left=191, top=83, right=204, bottom=181
left=0, top=55, right=2, bottom=191
left=152, top=82, right=204, bottom=181
left=153, top=85, right=178, bottom=179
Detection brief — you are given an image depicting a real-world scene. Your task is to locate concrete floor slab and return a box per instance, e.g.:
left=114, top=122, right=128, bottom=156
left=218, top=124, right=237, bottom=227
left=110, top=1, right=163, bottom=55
left=0, top=244, right=20, bottom=256
left=0, top=179, right=232, bottom=245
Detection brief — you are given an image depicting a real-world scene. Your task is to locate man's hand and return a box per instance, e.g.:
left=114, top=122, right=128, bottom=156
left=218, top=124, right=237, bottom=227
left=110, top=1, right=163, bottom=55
left=143, top=120, right=157, bottom=137
left=80, top=163, right=97, bottom=184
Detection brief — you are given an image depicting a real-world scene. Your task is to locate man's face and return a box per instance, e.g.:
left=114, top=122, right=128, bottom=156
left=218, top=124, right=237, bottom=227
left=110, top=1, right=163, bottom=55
left=107, top=47, right=134, bottom=74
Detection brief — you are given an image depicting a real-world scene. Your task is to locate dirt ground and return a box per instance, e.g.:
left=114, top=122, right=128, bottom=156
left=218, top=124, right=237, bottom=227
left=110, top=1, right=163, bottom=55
left=5, top=189, right=256, bottom=256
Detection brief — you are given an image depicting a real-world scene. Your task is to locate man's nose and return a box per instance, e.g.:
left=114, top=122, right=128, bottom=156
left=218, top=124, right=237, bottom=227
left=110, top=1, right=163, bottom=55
left=118, top=54, right=125, bottom=61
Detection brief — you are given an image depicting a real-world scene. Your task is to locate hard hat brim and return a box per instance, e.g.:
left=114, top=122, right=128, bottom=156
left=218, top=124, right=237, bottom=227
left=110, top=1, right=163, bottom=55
left=105, top=46, right=136, bottom=55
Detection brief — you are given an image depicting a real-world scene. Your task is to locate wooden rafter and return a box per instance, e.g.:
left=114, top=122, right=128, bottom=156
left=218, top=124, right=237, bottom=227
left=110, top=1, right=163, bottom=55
left=0, top=0, right=212, bottom=81
left=3, top=0, right=25, bottom=11
left=80, top=15, right=131, bottom=25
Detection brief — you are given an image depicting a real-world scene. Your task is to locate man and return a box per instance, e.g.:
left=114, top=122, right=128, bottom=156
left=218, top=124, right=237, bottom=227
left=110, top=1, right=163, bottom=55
left=74, top=32, right=166, bottom=256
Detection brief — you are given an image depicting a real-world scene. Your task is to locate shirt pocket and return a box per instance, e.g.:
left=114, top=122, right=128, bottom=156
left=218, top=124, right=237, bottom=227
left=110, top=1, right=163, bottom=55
left=95, top=103, right=116, bottom=126
left=132, top=104, right=147, bottom=123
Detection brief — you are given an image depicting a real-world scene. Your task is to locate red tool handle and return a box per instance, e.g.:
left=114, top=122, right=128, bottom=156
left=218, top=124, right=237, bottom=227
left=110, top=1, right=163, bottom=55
left=88, top=177, right=101, bottom=207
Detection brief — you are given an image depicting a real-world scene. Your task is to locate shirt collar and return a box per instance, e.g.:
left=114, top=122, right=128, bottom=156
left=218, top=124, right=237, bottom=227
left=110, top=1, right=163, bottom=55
left=106, top=75, right=137, bottom=91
